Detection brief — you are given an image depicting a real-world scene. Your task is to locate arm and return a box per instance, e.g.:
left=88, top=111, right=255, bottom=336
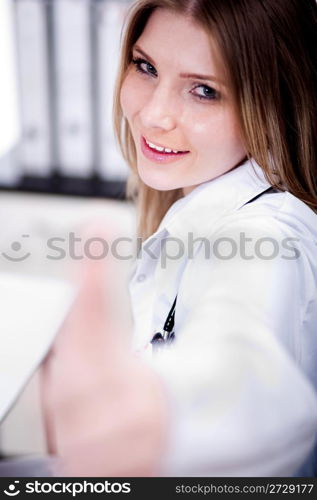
left=149, top=215, right=317, bottom=476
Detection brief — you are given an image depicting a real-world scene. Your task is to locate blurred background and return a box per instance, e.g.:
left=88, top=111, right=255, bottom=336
left=0, top=0, right=136, bottom=460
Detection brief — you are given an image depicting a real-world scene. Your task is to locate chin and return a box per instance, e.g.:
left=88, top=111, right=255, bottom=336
left=138, top=168, right=181, bottom=192
left=143, top=180, right=178, bottom=191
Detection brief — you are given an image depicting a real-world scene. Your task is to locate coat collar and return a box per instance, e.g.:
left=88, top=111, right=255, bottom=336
left=143, top=158, right=273, bottom=246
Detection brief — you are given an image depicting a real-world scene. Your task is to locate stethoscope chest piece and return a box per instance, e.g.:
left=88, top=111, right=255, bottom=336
left=151, top=296, right=177, bottom=351
left=151, top=331, right=175, bottom=344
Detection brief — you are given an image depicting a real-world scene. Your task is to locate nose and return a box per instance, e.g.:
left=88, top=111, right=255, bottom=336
left=139, top=83, right=177, bottom=132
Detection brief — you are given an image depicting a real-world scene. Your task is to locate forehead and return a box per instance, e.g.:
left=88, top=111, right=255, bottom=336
left=135, top=8, right=225, bottom=77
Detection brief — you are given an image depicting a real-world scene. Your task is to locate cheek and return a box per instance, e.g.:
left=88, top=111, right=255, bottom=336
left=120, top=77, right=133, bottom=119
left=190, top=108, right=245, bottom=156
left=120, top=72, right=148, bottom=121
left=223, top=114, right=246, bottom=155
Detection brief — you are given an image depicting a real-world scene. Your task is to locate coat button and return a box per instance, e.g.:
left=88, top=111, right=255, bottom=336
left=137, top=273, right=146, bottom=282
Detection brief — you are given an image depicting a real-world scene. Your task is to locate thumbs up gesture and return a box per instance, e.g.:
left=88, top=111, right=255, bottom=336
left=41, top=226, right=169, bottom=477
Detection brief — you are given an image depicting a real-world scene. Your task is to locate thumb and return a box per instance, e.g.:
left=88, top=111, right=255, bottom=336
left=54, top=221, right=129, bottom=365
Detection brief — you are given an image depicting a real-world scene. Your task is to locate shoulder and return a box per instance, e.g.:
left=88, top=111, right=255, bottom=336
left=203, top=189, right=317, bottom=304
left=241, top=189, right=316, bottom=234
left=212, top=189, right=317, bottom=251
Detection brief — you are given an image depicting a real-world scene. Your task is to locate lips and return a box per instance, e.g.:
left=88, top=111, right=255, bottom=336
left=140, top=136, right=190, bottom=163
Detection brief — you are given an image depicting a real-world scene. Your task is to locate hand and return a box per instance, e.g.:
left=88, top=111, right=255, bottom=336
left=41, top=227, right=169, bottom=477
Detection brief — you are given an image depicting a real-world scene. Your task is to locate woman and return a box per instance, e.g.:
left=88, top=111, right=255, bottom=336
left=43, top=0, right=317, bottom=476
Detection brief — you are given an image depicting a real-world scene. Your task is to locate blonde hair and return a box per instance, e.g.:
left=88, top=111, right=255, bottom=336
left=113, top=0, right=317, bottom=241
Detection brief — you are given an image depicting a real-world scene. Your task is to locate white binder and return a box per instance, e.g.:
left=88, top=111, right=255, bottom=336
left=97, top=0, right=129, bottom=181
left=0, top=0, right=20, bottom=161
left=14, top=0, right=52, bottom=177
left=53, top=0, right=93, bottom=178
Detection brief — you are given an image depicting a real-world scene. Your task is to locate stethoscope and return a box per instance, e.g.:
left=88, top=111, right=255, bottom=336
left=150, top=295, right=177, bottom=350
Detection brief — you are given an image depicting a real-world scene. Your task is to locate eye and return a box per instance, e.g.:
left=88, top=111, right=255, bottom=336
left=131, top=57, right=157, bottom=77
left=191, top=84, right=220, bottom=101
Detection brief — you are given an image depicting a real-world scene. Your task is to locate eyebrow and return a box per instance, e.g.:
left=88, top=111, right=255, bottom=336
left=132, top=45, right=226, bottom=86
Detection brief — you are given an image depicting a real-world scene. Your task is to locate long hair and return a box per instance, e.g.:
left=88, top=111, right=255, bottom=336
left=113, top=0, right=317, bottom=240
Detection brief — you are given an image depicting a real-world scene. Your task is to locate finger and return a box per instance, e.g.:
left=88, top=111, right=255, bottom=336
left=75, top=219, right=127, bottom=330
left=53, top=221, right=129, bottom=367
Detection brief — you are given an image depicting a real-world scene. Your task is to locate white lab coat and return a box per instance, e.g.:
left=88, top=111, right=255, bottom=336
left=128, top=158, right=317, bottom=477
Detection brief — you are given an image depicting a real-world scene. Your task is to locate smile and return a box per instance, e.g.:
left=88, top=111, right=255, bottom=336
left=141, top=136, right=190, bottom=163
left=145, top=137, right=188, bottom=154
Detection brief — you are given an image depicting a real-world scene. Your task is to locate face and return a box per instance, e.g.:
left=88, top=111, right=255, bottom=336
left=120, top=8, right=247, bottom=195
